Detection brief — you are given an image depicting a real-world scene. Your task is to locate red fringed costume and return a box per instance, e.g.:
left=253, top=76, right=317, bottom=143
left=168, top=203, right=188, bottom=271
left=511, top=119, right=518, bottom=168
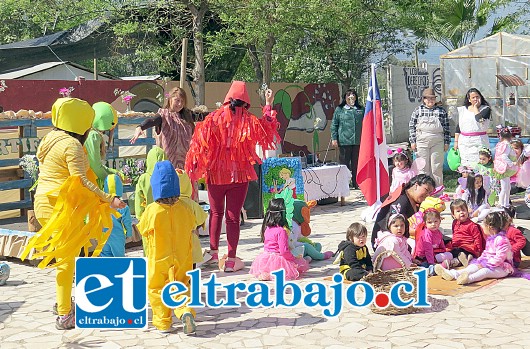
left=185, top=83, right=280, bottom=184
left=184, top=81, right=281, bottom=270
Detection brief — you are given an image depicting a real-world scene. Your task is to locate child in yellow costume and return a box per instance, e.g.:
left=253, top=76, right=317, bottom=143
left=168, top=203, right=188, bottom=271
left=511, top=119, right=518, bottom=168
left=138, top=160, right=197, bottom=334
left=135, top=145, right=168, bottom=256
left=176, top=169, right=208, bottom=266
left=21, top=98, right=125, bottom=330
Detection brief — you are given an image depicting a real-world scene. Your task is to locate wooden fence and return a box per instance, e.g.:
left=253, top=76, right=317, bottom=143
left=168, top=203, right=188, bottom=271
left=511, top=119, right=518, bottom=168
left=0, top=117, right=154, bottom=215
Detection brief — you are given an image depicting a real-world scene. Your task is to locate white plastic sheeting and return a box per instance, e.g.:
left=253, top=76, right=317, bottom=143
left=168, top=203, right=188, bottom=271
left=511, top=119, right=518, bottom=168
left=441, top=32, right=530, bottom=133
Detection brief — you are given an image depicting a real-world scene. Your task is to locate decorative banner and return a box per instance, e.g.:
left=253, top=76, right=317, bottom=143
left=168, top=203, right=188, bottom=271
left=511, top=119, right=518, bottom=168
left=261, top=157, right=304, bottom=213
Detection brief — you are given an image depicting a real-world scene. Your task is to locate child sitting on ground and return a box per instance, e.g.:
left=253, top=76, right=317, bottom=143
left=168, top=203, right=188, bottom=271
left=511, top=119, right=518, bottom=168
left=289, top=199, right=333, bottom=262
left=372, top=213, right=415, bottom=271
left=335, top=222, right=373, bottom=281
left=249, top=198, right=310, bottom=281
left=137, top=160, right=197, bottom=335
left=462, top=173, right=490, bottom=222
left=412, top=209, right=452, bottom=271
left=100, top=174, right=133, bottom=257
left=453, top=166, right=473, bottom=200
left=442, top=199, right=486, bottom=269
left=502, top=207, right=527, bottom=268
left=436, top=211, right=514, bottom=285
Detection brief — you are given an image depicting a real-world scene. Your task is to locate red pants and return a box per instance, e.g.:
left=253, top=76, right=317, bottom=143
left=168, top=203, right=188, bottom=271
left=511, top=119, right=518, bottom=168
left=207, top=182, right=249, bottom=258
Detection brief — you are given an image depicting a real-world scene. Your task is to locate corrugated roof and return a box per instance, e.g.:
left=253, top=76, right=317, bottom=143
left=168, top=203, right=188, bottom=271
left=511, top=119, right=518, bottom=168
left=0, top=61, right=118, bottom=80
left=496, top=74, right=526, bottom=87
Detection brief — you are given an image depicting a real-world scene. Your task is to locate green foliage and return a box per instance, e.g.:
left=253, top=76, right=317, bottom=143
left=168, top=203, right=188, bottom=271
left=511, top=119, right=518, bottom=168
left=273, top=90, right=292, bottom=119
left=0, top=0, right=111, bottom=44
left=395, top=0, right=526, bottom=51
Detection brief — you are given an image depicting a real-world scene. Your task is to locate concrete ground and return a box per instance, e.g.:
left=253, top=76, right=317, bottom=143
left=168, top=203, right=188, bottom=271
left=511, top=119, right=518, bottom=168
left=2, top=189, right=530, bottom=348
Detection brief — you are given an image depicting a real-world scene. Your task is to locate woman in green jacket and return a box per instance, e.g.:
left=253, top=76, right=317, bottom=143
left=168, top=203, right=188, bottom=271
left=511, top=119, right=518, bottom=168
left=331, top=89, right=364, bottom=189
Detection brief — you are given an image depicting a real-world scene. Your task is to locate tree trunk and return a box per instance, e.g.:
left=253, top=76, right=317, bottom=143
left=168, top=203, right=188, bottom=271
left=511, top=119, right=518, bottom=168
left=247, top=44, right=267, bottom=104
left=263, top=34, right=275, bottom=89
left=247, top=44, right=264, bottom=86
left=186, top=0, right=208, bottom=106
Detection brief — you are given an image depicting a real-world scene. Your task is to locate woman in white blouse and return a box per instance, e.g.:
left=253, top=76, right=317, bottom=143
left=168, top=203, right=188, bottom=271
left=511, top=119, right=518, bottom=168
left=453, top=88, right=491, bottom=167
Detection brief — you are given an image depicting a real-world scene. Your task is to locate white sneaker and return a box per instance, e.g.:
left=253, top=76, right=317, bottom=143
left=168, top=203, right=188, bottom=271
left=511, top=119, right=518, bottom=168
left=196, top=250, right=213, bottom=267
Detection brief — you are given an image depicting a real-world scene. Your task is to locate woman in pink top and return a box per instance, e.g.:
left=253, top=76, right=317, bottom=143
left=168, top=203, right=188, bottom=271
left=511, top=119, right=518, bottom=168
left=436, top=211, right=514, bottom=285
left=250, top=198, right=309, bottom=281
left=372, top=213, right=415, bottom=271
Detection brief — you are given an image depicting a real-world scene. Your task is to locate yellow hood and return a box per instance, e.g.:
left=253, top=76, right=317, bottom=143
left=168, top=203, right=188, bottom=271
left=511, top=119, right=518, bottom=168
left=52, top=98, right=95, bottom=135
left=176, top=169, right=192, bottom=199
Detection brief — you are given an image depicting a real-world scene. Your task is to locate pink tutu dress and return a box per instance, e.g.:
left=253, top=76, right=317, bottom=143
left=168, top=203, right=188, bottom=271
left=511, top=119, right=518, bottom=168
left=250, top=226, right=309, bottom=280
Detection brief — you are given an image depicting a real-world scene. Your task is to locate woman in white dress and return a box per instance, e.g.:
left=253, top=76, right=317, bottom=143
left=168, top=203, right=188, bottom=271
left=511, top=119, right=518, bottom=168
left=454, top=88, right=491, bottom=167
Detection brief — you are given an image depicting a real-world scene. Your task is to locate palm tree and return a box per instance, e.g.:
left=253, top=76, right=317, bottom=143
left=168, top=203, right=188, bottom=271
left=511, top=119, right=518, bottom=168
left=408, top=0, right=523, bottom=51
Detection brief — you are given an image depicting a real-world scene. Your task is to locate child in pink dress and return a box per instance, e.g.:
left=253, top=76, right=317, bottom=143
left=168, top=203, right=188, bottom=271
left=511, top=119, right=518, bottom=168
left=494, top=128, right=518, bottom=208
left=250, top=198, right=309, bottom=281
left=372, top=213, right=415, bottom=270
left=413, top=209, right=452, bottom=269
left=436, top=211, right=514, bottom=285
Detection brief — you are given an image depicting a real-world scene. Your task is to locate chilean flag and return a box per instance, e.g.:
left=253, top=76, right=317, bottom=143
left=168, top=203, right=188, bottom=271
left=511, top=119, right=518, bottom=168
left=356, top=64, right=389, bottom=206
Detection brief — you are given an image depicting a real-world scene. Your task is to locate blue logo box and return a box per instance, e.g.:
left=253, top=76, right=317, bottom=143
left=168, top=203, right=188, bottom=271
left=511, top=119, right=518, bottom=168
left=75, top=257, right=148, bottom=329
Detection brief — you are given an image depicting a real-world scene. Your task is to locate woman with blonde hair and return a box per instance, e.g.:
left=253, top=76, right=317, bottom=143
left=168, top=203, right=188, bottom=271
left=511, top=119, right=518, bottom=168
left=130, top=87, right=195, bottom=170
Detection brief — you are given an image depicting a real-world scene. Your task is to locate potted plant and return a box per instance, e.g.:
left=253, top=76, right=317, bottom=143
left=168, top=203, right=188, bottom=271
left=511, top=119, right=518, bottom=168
left=121, top=157, right=146, bottom=215
left=19, top=155, right=41, bottom=232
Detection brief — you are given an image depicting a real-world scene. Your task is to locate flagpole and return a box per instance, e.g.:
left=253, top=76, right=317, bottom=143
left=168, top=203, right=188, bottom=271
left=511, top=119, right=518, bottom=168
left=372, top=63, right=381, bottom=204
left=361, top=63, right=383, bottom=222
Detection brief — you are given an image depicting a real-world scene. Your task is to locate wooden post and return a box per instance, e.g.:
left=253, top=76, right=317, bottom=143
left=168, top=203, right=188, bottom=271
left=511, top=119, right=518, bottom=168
left=94, top=57, right=98, bottom=80
left=180, top=38, right=188, bottom=88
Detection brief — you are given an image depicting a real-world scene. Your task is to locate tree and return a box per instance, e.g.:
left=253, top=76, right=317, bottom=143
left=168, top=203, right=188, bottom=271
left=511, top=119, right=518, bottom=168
left=0, top=0, right=110, bottom=44
left=395, top=0, right=527, bottom=51
left=209, top=0, right=415, bottom=94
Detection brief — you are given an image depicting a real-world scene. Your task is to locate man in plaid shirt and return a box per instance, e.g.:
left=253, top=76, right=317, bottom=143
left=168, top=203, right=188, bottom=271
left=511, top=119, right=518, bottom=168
left=409, top=88, right=450, bottom=187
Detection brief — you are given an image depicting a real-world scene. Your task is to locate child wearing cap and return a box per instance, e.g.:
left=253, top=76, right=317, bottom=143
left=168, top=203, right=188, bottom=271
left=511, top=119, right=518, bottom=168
left=21, top=97, right=125, bottom=330
left=100, top=174, right=133, bottom=257
left=137, top=160, right=197, bottom=335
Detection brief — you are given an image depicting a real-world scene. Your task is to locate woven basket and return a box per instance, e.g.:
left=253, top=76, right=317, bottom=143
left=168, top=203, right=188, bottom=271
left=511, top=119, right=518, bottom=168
left=362, top=249, right=419, bottom=315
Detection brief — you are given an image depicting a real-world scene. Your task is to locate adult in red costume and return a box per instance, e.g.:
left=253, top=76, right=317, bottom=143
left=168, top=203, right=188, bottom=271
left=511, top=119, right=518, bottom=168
left=185, top=81, right=280, bottom=272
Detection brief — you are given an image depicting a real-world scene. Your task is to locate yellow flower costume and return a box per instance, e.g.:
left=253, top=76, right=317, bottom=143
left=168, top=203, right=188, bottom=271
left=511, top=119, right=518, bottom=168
left=137, top=160, right=197, bottom=332
left=21, top=98, right=117, bottom=321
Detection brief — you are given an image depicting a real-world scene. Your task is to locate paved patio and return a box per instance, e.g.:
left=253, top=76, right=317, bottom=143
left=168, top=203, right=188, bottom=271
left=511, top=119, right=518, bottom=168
left=2, top=189, right=530, bottom=348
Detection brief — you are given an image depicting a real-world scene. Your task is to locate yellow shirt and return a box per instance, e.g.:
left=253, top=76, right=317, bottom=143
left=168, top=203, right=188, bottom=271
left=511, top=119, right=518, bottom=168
left=138, top=200, right=196, bottom=266
left=35, top=130, right=112, bottom=220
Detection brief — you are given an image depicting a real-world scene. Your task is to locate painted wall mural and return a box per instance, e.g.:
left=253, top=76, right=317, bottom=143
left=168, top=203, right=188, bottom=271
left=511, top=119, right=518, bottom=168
left=272, top=83, right=340, bottom=155
left=0, top=80, right=341, bottom=160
